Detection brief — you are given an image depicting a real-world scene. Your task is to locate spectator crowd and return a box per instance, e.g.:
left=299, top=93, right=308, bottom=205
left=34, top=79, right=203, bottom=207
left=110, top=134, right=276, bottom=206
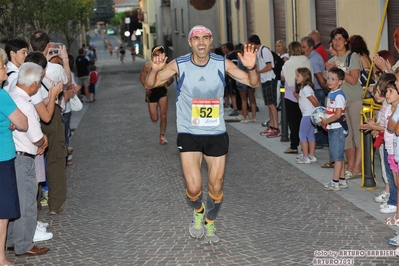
left=211, top=27, right=399, bottom=247
left=0, top=29, right=98, bottom=263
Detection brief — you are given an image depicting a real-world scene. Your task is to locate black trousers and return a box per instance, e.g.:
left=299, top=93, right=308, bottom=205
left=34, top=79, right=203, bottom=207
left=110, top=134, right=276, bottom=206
left=285, top=98, right=302, bottom=149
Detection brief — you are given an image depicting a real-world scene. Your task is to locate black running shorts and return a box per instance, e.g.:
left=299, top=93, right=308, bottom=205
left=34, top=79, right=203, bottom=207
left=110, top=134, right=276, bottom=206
left=177, top=133, right=229, bottom=156
left=145, top=86, right=168, bottom=103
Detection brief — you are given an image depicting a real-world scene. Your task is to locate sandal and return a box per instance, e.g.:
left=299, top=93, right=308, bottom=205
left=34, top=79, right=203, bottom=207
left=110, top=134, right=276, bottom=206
left=321, top=161, right=335, bottom=168
left=385, top=214, right=399, bottom=226
left=345, top=171, right=362, bottom=180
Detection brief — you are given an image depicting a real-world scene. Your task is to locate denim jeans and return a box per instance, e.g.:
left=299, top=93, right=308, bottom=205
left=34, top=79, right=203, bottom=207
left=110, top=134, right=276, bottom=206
left=328, top=127, right=345, bottom=161
left=314, top=89, right=326, bottom=107
left=384, top=147, right=397, bottom=206
left=63, top=111, right=72, bottom=146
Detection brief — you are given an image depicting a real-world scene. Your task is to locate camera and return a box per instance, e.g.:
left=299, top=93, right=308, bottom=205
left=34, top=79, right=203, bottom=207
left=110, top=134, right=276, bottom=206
left=50, top=48, right=59, bottom=55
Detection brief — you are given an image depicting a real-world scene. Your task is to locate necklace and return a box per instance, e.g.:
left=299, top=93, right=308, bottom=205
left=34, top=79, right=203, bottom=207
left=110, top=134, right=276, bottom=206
left=192, top=55, right=208, bottom=66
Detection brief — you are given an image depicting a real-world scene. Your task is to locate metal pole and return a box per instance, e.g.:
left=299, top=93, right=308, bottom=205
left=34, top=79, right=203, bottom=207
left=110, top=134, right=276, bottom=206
left=280, top=87, right=289, bottom=142
left=362, top=108, right=376, bottom=187
left=292, top=0, right=297, bottom=41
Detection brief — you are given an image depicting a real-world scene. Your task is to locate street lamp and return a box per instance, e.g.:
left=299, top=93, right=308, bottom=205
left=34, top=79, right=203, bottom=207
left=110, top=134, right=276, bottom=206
left=124, top=17, right=131, bottom=43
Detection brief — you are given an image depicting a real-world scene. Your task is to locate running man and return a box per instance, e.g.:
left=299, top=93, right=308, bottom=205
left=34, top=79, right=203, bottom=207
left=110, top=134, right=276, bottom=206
left=140, top=46, right=174, bottom=144
left=131, top=46, right=136, bottom=62
left=145, top=25, right=259, bottom=244
left=118, top=44, right=125, bottom=63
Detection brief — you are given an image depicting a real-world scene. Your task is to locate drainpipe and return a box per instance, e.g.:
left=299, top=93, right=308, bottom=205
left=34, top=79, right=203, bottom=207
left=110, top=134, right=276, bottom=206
left=292, top=0, right=297, bottom=41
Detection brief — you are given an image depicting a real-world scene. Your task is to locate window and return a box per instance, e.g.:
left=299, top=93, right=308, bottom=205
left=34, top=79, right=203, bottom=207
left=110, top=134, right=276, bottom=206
left=225, top=0, right=232, bottom=42
left=181, top=8, right=185, bottom=36
left=315, top=0, right=337, bottom=51
left=273, top=0, right=286, bottom=49
left=174, top=8, right=178, bottom=33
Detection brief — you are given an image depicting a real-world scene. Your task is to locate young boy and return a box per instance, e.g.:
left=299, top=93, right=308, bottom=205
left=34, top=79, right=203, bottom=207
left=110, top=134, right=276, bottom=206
left=89, top=64, right=99, bottom=101
left=3, top=38, right=29, bottom=91
left=321, top=67, right=348, bottom=191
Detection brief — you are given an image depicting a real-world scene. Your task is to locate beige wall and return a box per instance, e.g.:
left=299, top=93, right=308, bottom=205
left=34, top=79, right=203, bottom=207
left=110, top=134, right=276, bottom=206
left=217, top=0, right=227, bottom=46
left=216, top=0, right=248, bottom=46
left=336, top=0, right=385, bottom=55
left=294, top=0, right=313, bottom=41
left=252, top=0, right=273, bottom=47
left=148, top=0, right=389, bottom=58
left=223, top=0, right=387, bottom=55
left=141, top=0, right=158, bottom=61
left=230, top=0, right=247, bottom=45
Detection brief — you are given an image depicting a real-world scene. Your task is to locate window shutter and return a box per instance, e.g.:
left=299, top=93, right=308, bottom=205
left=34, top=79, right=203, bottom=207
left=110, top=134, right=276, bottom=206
left=273, top=0, right=286, bottom=48
left=315, top=0, right=337, bottom=51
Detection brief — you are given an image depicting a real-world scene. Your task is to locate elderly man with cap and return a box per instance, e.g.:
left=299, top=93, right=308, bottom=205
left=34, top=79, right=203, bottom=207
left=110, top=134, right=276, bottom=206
left=145, top=25, right=260, bottom=244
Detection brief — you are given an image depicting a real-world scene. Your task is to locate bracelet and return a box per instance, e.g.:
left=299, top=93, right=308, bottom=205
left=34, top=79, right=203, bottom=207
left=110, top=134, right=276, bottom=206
left=61, top=57, right=69, bottom=60
left=248, top=66, right=256, bottom=71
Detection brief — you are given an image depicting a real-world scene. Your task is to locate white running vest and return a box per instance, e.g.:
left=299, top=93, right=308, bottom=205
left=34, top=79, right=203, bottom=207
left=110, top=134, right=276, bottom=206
left=175, top=53, right=226, bottom=135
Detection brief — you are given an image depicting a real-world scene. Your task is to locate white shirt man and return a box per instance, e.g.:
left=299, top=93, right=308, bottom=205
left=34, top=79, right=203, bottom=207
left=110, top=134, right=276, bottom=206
left=6, top=62, right=51, bottom=256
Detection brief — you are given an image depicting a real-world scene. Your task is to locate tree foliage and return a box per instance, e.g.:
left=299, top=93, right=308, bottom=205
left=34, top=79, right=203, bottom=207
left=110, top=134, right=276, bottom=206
left=110, top=12, right=126, bottom=27
left=92, top=0, right=114, bottom=24
left=0, top=0, right=96, bottom=48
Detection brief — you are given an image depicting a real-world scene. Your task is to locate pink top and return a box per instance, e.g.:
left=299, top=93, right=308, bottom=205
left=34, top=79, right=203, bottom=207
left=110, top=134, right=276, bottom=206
left=377, top=100, right=389, bottom=127
left=383, top=101, right=394, bottom=154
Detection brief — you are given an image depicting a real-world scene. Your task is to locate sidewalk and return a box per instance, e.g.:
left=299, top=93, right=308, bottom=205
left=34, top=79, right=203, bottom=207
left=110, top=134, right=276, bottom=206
left=224, top=97, right=389, bottom=225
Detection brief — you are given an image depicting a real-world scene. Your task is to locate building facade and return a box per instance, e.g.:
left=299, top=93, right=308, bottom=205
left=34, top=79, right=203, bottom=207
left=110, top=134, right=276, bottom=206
left=140, top=0, right=398, bottom=62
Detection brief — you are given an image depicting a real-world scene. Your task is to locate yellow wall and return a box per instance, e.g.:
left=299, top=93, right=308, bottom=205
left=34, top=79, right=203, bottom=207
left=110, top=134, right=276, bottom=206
left=282, top=0, right=384, bottom=53
left=230, top=0, right=247, bottom=44
left=337, top=0, right=383, bottom=55
left=295, top=0, right=312, bottom=41
left=253, top=0, right=273, bottom=47
left=217, top=0, right=248, bottom=46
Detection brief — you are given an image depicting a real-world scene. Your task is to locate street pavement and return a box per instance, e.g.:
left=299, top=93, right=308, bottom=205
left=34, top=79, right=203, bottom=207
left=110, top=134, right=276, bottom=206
left=7, top=34, right=399, bottom=265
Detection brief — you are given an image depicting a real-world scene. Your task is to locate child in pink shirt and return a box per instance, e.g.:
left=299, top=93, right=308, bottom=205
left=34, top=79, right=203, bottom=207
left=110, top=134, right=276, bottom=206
left=89, top=65, right=99, bottom=102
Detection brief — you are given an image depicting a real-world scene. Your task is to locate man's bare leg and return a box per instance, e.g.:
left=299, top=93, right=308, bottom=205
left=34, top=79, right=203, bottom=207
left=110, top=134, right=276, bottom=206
left=181, top=152, right=206, bottom=239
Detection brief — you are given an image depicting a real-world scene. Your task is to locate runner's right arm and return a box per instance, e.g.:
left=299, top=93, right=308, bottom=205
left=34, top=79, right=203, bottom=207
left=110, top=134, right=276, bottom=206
left=145, top=59, right=178, bottom=89
left=139, top=63, right=151, bottom=89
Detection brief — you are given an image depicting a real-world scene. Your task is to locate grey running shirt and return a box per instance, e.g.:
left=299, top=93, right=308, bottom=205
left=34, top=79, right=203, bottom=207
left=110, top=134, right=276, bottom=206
left=175, top=53, right=226, bottom=135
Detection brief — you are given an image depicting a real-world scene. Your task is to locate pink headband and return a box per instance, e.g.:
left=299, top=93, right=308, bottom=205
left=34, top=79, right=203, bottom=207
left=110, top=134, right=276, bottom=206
left=188, top=25, right=212, bottom=40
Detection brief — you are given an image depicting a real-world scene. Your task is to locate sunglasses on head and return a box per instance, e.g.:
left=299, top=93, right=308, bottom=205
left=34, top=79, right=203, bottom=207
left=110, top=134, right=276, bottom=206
left=152, top=46, right=164, bottom=56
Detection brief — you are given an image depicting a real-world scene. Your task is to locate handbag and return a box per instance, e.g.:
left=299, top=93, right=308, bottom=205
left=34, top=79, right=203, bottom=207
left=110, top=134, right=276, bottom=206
left=69, top=94, right=83, bottom=111
left=346, top=52, right=376, bottom=87
left=359, top=69, right=376, bottom=87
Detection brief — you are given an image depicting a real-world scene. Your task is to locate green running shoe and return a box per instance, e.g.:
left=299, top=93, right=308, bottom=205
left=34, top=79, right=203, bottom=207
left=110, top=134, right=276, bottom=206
left=204, top=222, right=219, bottom=244
left=189, top=203, right=205, bottom=239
